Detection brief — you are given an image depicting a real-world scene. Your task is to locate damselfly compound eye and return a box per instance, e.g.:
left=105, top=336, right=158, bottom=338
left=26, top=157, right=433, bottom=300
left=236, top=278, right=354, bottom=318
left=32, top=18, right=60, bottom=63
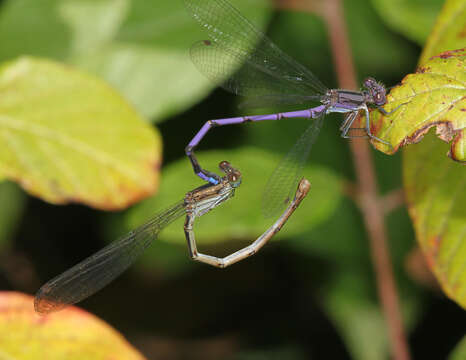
left=228, top=170, right=242, bottom=187
left=219, top=161, right=231, bottom=172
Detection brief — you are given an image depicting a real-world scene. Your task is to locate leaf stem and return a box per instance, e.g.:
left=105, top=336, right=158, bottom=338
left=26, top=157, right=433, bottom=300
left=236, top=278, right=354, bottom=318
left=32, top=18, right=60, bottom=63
left=275, top=0, right=412, bottom=358
left=319, top=0, right=411, bottom=358
left=380, top=188, right=405, bottom=215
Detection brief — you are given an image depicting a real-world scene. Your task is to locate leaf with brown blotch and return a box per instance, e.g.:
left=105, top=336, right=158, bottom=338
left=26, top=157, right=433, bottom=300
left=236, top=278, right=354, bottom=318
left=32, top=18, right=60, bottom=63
left=403, top=133, right=466, bottom=308
left=367, top=49, right=465, bottom=163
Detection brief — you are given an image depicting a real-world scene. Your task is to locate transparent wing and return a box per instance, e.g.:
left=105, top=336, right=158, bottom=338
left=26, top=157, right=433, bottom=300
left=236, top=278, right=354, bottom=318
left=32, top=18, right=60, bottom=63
left=262, top=116, right=324, bottom=218
left=238, top=94, right=322, bottom=110
left=34, top=201, right=186, bottom=314
left=185, top=0, right=327, bottom=98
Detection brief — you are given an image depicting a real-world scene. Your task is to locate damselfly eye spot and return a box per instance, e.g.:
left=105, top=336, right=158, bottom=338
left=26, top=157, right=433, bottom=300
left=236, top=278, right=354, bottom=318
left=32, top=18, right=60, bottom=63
left=219, top=160, right=231, bottom=172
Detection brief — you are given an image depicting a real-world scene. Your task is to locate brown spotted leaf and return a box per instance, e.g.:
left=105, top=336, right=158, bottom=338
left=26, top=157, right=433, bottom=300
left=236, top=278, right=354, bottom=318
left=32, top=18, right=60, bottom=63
left=368, top=49, right=465, bottom=162
left=0, top=291, right=146, bottom=359
left=403, top=133, right=466, bottom=308
left=0, top=57, right=161, bottom=210
left=399, top=4, right=466, bottom=308
left=375, top=0, right=466, bottom=309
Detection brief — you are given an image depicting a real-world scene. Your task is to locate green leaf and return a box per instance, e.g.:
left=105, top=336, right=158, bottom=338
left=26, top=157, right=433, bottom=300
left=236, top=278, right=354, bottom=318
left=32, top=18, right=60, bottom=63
left=0, top=0, right=71, bottom=60
left=124, top=147, right=341, bottom=256
left=345, top=0, right=420, bottom=76
left=393, top=0, right=466, bottom=310
left=0, top=57, right=161, bottom=210
left=419, top=0, right=466, bottom=66
left=0, top=0, right=271, bottom=121
left=370, top=0, right=444, bottom=45
left=0, top=181, right=25, bottom=251
left=0, top=291, right=146, bottom=359
left=368, top=49, right=465, bottom=162
left=403, top=132, right=466, bottom=308
left=58, top=0, right=130, bottom=56
left=449, top=336, right=466, bottom=360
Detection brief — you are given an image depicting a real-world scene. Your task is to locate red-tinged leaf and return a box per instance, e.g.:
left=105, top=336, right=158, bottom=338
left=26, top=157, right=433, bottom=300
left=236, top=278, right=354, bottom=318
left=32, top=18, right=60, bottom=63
left=0, top=292, right=146, bottom=360
left=403, top=133, right=466, bottom=308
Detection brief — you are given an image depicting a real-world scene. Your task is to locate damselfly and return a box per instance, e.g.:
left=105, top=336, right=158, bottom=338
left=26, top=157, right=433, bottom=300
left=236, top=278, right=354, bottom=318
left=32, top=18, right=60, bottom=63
left=34, top=161, right=310, bottom=314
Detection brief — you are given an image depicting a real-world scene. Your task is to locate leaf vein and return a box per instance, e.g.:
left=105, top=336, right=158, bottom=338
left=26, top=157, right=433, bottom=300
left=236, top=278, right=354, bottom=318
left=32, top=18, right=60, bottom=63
left=0, top=115, right=145, bottom=185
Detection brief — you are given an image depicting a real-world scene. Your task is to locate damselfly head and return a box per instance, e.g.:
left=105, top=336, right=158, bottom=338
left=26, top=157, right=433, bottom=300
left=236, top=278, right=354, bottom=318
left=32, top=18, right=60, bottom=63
left=363, top=77, right=387, bottom=106
left=219, top=160, right=232, bottom=172
left=218, top=161, right=242, bottom=188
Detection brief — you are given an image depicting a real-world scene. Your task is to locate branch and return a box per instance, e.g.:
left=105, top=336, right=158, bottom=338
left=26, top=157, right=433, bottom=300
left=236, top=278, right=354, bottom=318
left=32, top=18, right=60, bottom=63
left=276, top=0, right=412, bottom=358
left=320, top=1, right=411, bottom=358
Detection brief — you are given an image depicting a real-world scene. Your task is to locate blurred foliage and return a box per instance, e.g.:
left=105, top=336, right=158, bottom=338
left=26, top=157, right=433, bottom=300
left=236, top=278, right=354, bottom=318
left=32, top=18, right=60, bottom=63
left=370, top=50, right=465, bottom=161
left=289, top=198, right=420, bottom=360
left=0, top=0, right=271, bottom=122
left=0, top=291, right=146, bottom=360
left=322, top=271, right=390, bottom=360
left=269, top=0, right=418, bottom=87
left=0, top=57, right=160, bottom=209
left=449, top=336, right=466, bottom=360
left=231, top=346, right=306, bottom=360
left=370, top=0, right=444, bottom=44
left=0, top=181, right=25, bottom=250
left=0, top=0, right=463, bottom=359
left=419, top=0, right=466, bottom=65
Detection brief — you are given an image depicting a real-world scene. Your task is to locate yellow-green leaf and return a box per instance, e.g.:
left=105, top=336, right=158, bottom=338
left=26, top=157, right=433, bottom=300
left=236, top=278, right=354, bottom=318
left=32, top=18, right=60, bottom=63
left=368, top=49, right=465, bottom=162
left=0, top=57, right=161, bottom=210
left=403, top=133, right=466, bottom=308
left=0, top=291, right=145, bottom=360
left=397, top=0, right=466, bottom=310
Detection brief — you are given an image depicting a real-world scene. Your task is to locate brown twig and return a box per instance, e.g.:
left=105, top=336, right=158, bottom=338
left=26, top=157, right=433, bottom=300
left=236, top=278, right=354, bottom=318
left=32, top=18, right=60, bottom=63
left=319, top=1, right=411, bottom=358
left=343, top=182, right=405, bottom=215
left=380, top=188, right=405, bottom=214
left=275, top=0, right=411, bottom=358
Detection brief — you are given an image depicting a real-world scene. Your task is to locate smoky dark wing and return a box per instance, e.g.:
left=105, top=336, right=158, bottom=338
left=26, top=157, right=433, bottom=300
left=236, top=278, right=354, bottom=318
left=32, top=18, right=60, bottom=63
left=185, top=0, right=327, bottom=98
left=34, top=201, right=186, bottom=314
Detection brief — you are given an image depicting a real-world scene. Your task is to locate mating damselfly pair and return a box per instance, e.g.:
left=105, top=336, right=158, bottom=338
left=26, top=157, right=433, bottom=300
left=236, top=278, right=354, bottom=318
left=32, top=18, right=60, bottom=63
left=35, top=0, right=402, bottom=314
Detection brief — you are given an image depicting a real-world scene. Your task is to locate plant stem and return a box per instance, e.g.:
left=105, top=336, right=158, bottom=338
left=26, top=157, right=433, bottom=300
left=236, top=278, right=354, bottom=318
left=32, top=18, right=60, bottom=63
left=319, top=0, right=411, bottom=358
left=381, top=189, right=405, bottom=214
